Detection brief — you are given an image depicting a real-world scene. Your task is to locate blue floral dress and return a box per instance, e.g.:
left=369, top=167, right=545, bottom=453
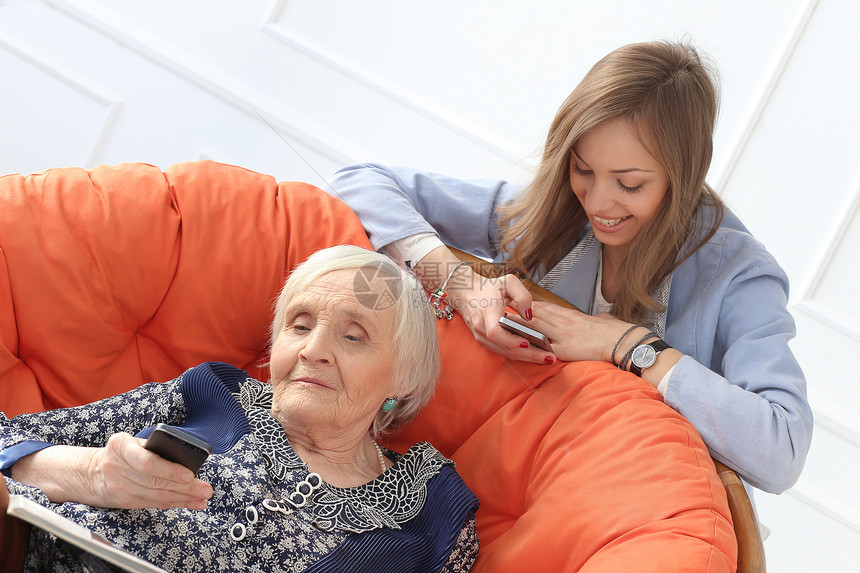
left=0, top=362, right=480, bottom=572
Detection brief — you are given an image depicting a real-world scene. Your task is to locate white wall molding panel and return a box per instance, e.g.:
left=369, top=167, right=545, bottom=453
left=709, top=0, right=819, bottom=192
left=37, top=0, right=357, bottom=179
left=261, top=0, right=525, bottom=164
left=0, top=32, right=120, bottom=175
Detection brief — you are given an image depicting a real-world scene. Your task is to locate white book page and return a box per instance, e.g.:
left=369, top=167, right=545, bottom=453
left=6, top=495, right=167, bottom=573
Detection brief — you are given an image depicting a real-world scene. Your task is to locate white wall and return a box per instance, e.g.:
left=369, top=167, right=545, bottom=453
left=1, top=0, right=855, bottom=569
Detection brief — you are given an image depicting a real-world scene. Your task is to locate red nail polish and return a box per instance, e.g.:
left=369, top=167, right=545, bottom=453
left=519, top=341, right=529, bottom=349
left=524, top=308, right=533, bottom=320
left=544, top=356, right=554, bottom=364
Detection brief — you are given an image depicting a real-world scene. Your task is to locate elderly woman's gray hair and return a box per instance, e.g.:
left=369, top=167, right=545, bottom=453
left=271, top=245, right=440, bottom=437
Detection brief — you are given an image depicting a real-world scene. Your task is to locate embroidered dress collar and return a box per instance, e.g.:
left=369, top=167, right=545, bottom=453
left=235, top=378, right=451, bottom=533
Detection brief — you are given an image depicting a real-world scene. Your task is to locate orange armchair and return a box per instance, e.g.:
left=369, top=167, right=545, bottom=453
left=1, top=161, right=738, bottom=571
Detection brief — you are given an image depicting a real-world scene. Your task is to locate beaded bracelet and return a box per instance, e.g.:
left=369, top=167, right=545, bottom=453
left=428, top=261, right=469, bottom=320
left=617, top=330, right=659, bottom=372
left=611, top=323, right=648, bottom=366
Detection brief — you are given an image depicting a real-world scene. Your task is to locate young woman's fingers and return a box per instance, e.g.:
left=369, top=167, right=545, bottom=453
left=500, top=275, right=534, bottom=320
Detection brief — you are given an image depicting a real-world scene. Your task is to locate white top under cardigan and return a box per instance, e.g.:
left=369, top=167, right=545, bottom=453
left=326, top=163, right=813, bottom=496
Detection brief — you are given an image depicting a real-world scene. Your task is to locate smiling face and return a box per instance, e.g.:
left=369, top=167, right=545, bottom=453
left=268, top=269, right=398, bottom=443
left=569, top=118, right=670, bottom=256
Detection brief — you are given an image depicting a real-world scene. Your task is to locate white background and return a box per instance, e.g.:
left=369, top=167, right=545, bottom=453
left=1, top=1, right=857, bottom=569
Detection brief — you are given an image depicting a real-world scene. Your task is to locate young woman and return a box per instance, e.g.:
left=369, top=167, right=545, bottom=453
left=326, top=40, right=812, bottom=496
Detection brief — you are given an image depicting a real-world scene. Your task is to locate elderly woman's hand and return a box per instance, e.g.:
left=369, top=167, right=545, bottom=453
left=10, top=432, right=213, bottom=510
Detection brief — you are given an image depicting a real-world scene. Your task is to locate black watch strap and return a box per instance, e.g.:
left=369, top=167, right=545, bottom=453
left=630, top=339, right=672, bottom=376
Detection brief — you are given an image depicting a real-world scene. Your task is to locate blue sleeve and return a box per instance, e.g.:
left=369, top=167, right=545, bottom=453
left=0, top=378, right=185, bottom=473
left=664, top=256, right=813, bottom=494
left=325, top=163, right=524, bottom=262
left=0, top=441, right=54, bottom=476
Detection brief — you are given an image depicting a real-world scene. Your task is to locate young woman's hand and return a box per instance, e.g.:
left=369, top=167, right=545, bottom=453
left=453, top=271, right=560, bottom=364
left=519, top=302, right=629, bottom=363
left=11, top=432, right=213, bottom=510
left=414, top=247, right=556, bottom=364
left=522, top=302, right=682, bottom=386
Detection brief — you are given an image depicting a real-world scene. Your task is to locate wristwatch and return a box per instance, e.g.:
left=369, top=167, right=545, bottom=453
left=629, top=339, right=672, bottom=376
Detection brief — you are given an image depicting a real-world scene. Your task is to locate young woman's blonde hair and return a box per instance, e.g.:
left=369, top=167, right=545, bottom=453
left=498, top=40, right=725, bottom=322
left=270, top=245, right=440, bottom=439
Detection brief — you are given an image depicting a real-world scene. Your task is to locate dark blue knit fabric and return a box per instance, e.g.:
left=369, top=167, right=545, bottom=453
left=134, top=361, right=250, bottom=454
left=307, top=465, right=479, bottom=573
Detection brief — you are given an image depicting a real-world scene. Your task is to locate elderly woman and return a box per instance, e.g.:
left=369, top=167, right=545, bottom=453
left=0, top=245, right=479, bottom=572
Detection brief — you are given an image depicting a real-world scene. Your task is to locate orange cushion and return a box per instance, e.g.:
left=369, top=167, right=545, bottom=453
left=390, top=318, right=737, bottom=572
left=0, top=161, right=370, bottom=416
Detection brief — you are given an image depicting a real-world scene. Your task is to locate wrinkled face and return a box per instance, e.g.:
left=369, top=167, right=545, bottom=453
left=569, top=118, right=670, bottom=252
left=269, top=269, right=397, bottom=439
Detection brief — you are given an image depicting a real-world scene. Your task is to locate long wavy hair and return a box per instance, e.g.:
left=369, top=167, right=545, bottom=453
left=498, top=40, right=725, bottom=322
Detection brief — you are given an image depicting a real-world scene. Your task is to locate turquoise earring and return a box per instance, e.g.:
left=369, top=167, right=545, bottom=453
left=381, top=397, right=397, bottom=412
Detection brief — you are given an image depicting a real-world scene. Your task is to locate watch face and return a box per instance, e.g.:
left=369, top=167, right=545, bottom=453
left=631, top=344, right=657, bottom=369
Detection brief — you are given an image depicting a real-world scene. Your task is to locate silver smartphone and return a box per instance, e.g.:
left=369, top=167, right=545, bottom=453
left=144, top=423, right=212, bottom=475
left=498, top=316, right=550, bottom=351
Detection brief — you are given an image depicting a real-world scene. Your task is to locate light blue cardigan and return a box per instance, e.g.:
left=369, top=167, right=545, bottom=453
left=326, top=163, right=813, bottom=495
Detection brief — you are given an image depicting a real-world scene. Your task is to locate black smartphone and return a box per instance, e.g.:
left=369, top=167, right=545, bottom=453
left=498, top=316, right=551, bottom=351
left=144, top=423, right=212, bottom=475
